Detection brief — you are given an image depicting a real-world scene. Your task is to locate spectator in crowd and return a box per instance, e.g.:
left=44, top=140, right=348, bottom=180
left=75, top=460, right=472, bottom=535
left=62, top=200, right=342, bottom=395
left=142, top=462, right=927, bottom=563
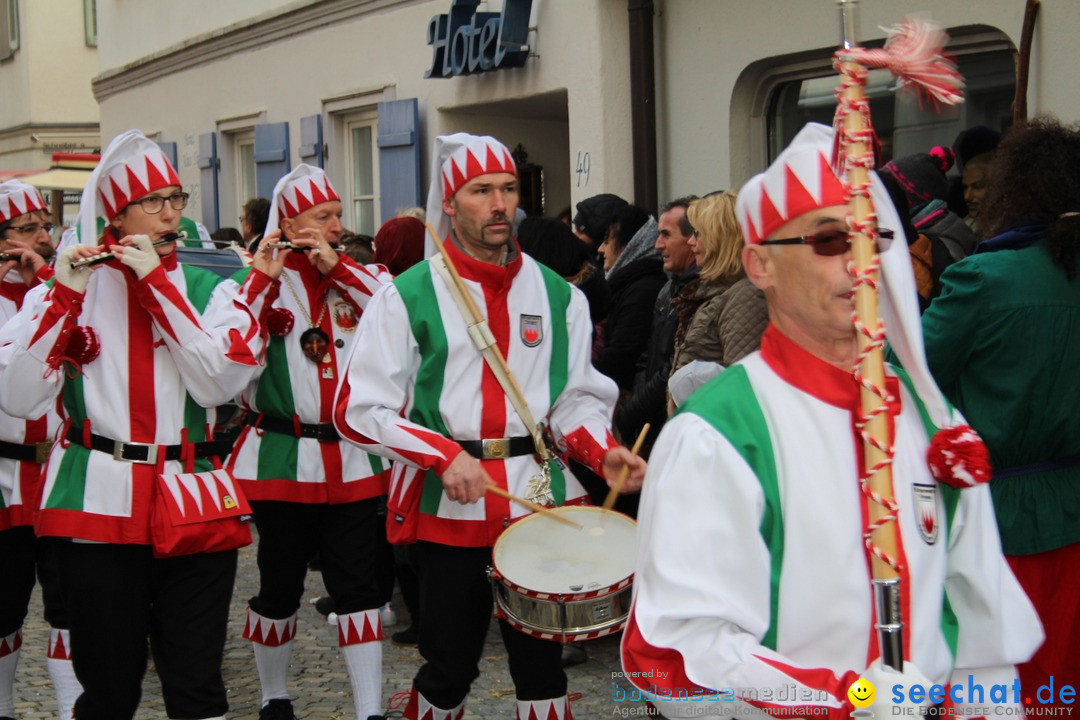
left=921, top=116, right=1080, bottom=710
left=880, top=147, right=977, bottom=306
left=571, top=193, right=627, bottom=250
left=395, top=206, right=426, bottom=223
left=374, top=217, right=426, bottom=277
left=667, top=191, right=767, bottom=410
left=210, top=226, right=243, bottom=248
left=517, top=215, right=609, bottom=329
left=593, top=207, right=664, bottom=396
left=341, top=231, right=375, bottom=265
left=961, top=151, right=995, bottom=238
left=614, top=196, right=698, bottom=455
left=242, top=197, right=271, bottom=253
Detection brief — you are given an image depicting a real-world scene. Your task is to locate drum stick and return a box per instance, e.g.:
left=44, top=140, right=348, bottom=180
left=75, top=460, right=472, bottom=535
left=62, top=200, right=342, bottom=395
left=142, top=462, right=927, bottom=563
left=485, top=483, right=583, bottom=529
left=602, top=423, right=650, bottom=511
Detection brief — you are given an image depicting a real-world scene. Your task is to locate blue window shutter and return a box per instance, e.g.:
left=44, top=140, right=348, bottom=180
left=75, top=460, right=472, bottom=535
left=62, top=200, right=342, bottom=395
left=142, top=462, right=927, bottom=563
left=255, top=122, right=290, bottom=200
left=299, top=115, right=324, bottom=168
left=377, top=99, right=421, bottom=221
left=157, top=141, right=178, bottom=171
left=197, top=133, right=219, bottom=231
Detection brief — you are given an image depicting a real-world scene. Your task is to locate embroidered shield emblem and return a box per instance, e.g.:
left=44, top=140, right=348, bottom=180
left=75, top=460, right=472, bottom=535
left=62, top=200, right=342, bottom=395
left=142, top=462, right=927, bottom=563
left=333, top=300, right=358, bottom=332
left=912, top=483, right=939, bottom=545
left=520, top=314, right=542, bottom=347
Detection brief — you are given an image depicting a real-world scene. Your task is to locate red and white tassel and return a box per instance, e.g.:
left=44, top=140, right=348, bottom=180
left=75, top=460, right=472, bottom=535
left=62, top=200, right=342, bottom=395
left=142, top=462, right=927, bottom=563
left=839, top=17, right=964, bottom=107
left=927, top=424, right=992, bottom=488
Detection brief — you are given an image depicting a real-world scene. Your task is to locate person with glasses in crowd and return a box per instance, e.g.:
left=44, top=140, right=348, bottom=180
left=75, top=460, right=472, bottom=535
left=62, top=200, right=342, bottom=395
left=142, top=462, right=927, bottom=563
left=225, top=164, right=390, bottom=720
left=0, top=180, right=83, bottom=720
left=621, top=124, right=1042, bottom=719
left=0, top=130, right=284, bottom=720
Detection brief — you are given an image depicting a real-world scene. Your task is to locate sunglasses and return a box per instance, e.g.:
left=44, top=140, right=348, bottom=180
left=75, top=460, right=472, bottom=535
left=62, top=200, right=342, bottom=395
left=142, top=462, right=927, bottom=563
left=760, top=228, right=894, bottom=256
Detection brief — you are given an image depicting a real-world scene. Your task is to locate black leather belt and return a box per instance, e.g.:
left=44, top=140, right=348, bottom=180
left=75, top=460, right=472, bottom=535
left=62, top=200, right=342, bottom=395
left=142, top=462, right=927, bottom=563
left=66, top=426, right=231, bottom=465
left=458, top=436, right=536, bottom=460
left=0, top=439, right=52, bottom=464
left=245, top=414, right=340, bottom=443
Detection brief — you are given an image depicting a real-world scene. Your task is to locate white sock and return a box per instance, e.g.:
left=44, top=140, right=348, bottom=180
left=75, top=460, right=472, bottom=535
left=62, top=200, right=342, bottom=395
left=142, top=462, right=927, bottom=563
left=0, top=629, right=21, bottom=718
left=244, top=608, right=297, bottom=706
left=341, top=640, right=382, bottom=718
left=338, top=609, right=383, bottom=718
left=47, top=628, right=82, bottom=720
left=254, top=640, right=294, bottom=706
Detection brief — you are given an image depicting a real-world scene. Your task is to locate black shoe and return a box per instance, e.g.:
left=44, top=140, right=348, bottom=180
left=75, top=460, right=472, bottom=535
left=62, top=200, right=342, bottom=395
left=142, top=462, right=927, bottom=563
left=561, top=642, right=588, bottom=668
left=391, top=624, right=419, bottom=646
left=259, top=698, right=299, bottom=720
left=313, top=595, right=336, bottom=617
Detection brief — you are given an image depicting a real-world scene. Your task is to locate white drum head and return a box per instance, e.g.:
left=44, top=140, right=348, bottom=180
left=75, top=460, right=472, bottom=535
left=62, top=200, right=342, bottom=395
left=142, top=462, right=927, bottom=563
left=493, top=506, right=637, bottom=594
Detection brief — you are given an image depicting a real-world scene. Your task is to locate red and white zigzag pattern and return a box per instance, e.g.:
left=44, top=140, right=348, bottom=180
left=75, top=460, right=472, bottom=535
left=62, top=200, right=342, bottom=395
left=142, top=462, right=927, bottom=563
left=242, top=608, right=297, bottom=647
left=402, top=686, right=466, bottom=720
left=48, top=628, right=72, bottom=660
left=516, top=695, right=573, bottom=720
left=336, top=608, right=383, bottom=646
left=0, top=629, right=22, bottom=657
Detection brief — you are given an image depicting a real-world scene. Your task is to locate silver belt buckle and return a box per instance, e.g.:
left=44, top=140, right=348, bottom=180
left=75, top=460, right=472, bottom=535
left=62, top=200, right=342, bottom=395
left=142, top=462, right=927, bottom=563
left=113, top=440, right=158, bottom=464
left=481, top=438, right=508, bottom=459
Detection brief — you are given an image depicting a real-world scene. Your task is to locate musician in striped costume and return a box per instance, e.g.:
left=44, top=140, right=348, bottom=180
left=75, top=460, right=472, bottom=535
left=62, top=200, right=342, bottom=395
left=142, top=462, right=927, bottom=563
left=0, top=130, right=283, bottom=720
left=0, top=180, right=81, bottom=720
left=334, top=133, right=646, bottom=720
left=620, top=124, right=1043, bottom=719
left=226, top=165, right=390, bottom=720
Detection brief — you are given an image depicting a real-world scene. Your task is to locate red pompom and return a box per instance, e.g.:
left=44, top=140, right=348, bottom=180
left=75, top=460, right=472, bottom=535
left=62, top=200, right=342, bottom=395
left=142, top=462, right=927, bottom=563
left=264, top=308, right=295, bottom=337
left=64, top=326, right=100, bottom=366
left=927, top=424, right=991, bottom=488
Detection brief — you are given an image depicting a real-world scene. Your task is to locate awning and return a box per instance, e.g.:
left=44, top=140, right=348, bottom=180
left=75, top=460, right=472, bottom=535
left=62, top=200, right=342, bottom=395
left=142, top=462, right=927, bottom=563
left=0, top=169, right=46, bottom=182
left=18, top=168, right=94, bottom=192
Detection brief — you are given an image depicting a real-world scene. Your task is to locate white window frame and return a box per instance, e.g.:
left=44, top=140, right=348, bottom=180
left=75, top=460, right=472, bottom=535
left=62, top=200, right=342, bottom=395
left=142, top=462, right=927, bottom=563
left=344, top=111, right=379, bottom=236
left=0, top=0, right=20, bottom=59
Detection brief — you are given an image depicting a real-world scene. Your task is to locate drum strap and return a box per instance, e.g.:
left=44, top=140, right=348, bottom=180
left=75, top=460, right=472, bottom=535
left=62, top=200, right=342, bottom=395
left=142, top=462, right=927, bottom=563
left=431, top=254, right=550, bottom=461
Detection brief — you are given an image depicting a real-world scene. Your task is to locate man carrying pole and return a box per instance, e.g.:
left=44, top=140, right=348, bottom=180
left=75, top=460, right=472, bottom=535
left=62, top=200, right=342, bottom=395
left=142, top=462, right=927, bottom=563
left=335, top=132, right=646, bottom=720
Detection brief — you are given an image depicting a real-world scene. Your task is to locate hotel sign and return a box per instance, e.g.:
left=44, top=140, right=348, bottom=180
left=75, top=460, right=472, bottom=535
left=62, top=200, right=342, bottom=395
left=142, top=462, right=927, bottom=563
left=425, top=0, right=533, bottom=78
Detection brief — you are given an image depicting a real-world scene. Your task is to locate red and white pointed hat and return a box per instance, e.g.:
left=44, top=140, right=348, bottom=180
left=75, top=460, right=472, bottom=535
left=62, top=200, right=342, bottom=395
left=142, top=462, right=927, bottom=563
left=736, top=122, right=953, bottom=431
left=264, top=164, right=341, bottom=237
left=424, top=133, right=517, bottom=257
left=0, top=180, right=47, bottom=225
left=79, top=129, right=181, bottom=245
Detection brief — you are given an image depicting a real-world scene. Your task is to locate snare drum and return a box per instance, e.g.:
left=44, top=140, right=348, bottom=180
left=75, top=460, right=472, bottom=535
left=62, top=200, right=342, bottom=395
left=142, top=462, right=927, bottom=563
left=488, top=505, right=636, bottom=642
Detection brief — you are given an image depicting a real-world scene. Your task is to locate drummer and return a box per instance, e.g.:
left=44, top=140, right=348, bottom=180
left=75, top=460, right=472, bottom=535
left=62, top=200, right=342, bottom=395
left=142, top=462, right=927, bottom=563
left=334, top=132, right=646, bottom=720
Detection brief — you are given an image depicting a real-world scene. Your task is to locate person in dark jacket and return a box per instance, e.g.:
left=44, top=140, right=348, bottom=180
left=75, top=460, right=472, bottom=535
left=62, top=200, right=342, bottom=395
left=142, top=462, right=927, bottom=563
left=593, top=206, right=663, bottom=393
left=516, top=216, right=609, bottom=327
left=880, top=147, right=978, bottom=306
left=614, top=196, right=698, bottom=458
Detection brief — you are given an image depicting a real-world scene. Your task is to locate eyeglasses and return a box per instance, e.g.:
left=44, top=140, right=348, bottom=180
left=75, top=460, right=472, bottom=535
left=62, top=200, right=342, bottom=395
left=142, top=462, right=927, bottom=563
left=5, top=222, right=55, bottom=236
left=131, top=192, right=189, bottom=215
left=759, top=228, right=894, bottom=256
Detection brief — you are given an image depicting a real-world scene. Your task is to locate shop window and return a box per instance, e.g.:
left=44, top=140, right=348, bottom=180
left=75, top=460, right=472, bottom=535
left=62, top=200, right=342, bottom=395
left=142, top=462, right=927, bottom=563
left=0, top=0, right=20, bottom=60
left=84, top=0, right=96, bottom=47
left=765, top=29, right=1015, bottom=165
left=346, top=114, right=379, bottom=236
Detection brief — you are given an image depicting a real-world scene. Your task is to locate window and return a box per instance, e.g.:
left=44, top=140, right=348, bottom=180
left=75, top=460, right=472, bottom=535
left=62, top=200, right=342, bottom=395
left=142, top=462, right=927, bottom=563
left=84, top=0, right=96, bottom=47
left=765, top=28, right=1015, bottom=165
left=235, top=132, right=256, bottom=214
left=0, top=0, right=19, bottom=60
left=346, top=114, right=379, bottom=235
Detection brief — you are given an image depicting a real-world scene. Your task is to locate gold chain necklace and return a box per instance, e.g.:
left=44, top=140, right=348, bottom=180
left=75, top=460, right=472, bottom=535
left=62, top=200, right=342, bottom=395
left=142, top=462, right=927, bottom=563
left=280, top=271, right=331, bottom=364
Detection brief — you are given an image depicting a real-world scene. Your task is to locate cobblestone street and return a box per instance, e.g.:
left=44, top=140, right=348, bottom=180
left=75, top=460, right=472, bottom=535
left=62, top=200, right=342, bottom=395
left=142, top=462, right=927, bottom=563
left=12, top=537, right=649, bottom=719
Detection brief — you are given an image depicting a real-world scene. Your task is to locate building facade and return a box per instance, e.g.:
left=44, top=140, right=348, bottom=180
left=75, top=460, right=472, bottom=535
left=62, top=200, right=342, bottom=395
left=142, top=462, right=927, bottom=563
left=91, top=0, right=1080, bottom=235
left=0, top=0, right=99, bottom=174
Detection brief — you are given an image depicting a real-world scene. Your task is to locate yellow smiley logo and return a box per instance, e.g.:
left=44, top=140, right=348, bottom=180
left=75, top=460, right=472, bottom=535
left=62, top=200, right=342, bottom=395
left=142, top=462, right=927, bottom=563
left=848, top=677, right=876, bottom=708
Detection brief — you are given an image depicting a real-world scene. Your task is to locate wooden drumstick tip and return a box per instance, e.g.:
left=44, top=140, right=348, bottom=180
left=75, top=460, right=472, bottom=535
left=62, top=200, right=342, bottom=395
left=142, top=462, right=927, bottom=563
left=602, top=423, right=650, bottom=511
left=485, top=483, right=583, bottom=529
